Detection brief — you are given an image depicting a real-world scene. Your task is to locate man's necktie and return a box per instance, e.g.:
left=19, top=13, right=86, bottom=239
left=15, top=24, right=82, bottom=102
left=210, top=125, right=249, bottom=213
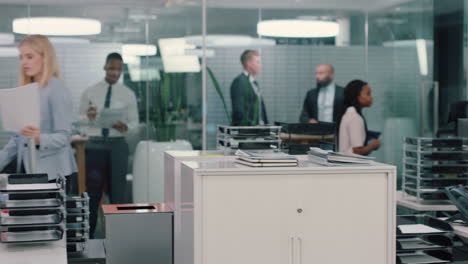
left=101, top=85, right=112, bottom=137
left=252, top=80, right=264, bottom=125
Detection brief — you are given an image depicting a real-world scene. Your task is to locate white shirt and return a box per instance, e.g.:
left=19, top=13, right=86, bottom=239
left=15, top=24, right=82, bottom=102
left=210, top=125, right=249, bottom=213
left=317, top=82, right=336, bottom=122
left=339, top=106, right=366, bottom=154
left=79, top=80, right=139, bottom=137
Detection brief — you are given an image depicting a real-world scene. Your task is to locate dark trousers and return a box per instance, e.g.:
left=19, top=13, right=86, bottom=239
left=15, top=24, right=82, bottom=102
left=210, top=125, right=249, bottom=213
left=85, top=137, right=129, bottom=238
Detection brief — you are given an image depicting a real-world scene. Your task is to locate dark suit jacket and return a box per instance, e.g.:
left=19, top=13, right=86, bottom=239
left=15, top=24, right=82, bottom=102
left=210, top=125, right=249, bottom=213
left=299, top=85, right=345, bottom=124
left=230, top=73, right=268, bottom=126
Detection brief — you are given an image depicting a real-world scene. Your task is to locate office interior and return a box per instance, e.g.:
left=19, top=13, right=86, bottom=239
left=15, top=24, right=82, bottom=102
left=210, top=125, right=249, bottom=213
left=1, top=0, right=468, bottom=263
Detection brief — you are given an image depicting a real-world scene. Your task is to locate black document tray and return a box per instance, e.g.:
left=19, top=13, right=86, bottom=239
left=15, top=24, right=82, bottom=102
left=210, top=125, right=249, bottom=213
left=217, top=125, right=280, bottom=137
left=397, top=235, right=452, bottom=252
left=67, top=227, right=89, bottom=240
left=66, top=192, right=90, bottom=209
left=403, top=188, right=448, bottom=201
left=404, top=169, right=468, bottom=179
left=405, top=150, right=468, bottom=161
left=0, top=191, right=64, bottom=209
left=397, top=215, right=453, bottom=237
left=445, top=186, right=468, bottom=223
left=397, top=249, right=452, bottom=264
left=405, top=163, right=468, bottom=174
left=0, top=225, right=64, bottom=243
left=0, top=208, right=64, bottom=226
left=405, top=137, right=465, bottom=148
left=67, top=214, right=88, bottom=224
left=67, top=241, right=87, bottom=253
left=0, top=173, right=63, bottom=191
left=404, top=177, right=468, bottom=188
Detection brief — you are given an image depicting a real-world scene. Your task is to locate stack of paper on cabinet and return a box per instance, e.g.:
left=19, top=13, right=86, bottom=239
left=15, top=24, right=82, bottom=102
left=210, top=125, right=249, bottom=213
left=308, top=147, right=375, bottom=166
left=234, top=150, right=298, bottom=167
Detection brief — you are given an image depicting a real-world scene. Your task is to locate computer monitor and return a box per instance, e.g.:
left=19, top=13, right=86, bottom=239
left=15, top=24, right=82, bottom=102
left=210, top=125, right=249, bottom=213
left=457, top=118, right=468, bottom=138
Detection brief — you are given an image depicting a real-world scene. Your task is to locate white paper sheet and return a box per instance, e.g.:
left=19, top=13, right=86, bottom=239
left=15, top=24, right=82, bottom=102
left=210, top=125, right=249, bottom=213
left=0, top=83, right=40, bottom=132
left=98, top=108, right=126, bottom=128
left=398, top=224, right=443, bottom=234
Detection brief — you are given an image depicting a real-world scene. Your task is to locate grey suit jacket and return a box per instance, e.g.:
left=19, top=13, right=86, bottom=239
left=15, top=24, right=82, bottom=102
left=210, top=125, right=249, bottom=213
left=0, top=77, right=78, bottom=180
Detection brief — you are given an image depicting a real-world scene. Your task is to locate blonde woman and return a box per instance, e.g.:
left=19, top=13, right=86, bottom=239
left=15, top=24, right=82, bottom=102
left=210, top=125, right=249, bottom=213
left=0, top=35, right=77, bottom=184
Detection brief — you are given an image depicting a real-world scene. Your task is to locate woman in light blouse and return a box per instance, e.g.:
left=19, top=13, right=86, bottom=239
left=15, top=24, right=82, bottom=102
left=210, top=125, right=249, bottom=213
left=0, top=35, right=77, bottom=182
left=339, top=79, right=380, bottom=155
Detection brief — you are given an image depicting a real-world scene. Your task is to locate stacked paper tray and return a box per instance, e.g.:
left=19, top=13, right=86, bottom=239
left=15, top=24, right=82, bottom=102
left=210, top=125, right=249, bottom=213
left=217, top=137, right=281, bottom=149
left=0, top=174, right=66, bottom=244
left=216, top=125, right=282, bottom=151
left=0, top=190, right=64, bottom=209
left=405, top=137, right=468, bottom=149
left=0, top=173, right=64, bottom=191
left=402, top=137, right=468, bottom=202
left=0, top=208, right=64, bottom=226
left=217, top=125, right=281, bottom=137
left=0, top=224, right=64, bottom=243
left=396, top=215, right=454, bottom=264
left=65, top=193, right=90, bottom=255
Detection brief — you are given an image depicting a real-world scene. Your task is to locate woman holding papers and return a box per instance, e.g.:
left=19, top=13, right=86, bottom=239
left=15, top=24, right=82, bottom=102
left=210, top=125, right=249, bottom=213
left=0, top=35, right=77, bottom=183
left=338, top=80, right=380, bottom=155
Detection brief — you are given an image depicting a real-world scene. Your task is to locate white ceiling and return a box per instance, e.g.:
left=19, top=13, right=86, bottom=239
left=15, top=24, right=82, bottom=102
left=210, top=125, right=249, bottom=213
left=0, top=0, right=449, bottom=45
left=206, top=0, right=412, bottom=11
left=0, top=0, right=412, bottom=10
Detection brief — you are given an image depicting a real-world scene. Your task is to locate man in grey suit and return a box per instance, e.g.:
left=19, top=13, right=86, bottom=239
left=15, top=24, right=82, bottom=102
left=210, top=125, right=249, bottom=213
left=230, top=50, right=268, bottom=126
left=299, top=64, right=344, bottom=124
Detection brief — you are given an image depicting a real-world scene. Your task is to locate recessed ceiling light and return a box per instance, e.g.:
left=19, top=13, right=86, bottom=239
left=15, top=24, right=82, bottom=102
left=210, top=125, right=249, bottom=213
left=0, top=33, right=14, bottom=45
left=185, top=35, right=275, bottom=47
left=0, top=47, right=18, bottom=57
left=159, top=38, right=200, bottom=73
left=122, top=44, right=157, bottom=57
left=257, top=19, right=339, bottom=38
left=49, top=37, right=91, bottom=44
left=13, top=17, right=101, bottom=36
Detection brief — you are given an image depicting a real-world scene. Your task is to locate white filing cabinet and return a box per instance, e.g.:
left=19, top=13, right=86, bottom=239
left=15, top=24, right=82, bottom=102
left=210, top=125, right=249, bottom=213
left=178, top=159, right=396, bottom=264
left=164, top=150, right=232, bottom=264
left=164, top=150, right=229, bottom=210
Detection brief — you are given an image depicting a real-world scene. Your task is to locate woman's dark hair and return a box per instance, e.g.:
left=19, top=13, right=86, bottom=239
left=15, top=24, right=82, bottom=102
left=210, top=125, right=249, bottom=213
left=344, top=79, right=368, bottom=114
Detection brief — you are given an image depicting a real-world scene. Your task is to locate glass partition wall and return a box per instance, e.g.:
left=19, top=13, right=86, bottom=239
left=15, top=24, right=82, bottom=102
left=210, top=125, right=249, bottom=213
left=0, top=0, right=439, bottom=211
left=368, top=0, right=434, bottom=185
left=205, top=0, right=434, bottom=185
left=0, top=1, right=203, bottom=238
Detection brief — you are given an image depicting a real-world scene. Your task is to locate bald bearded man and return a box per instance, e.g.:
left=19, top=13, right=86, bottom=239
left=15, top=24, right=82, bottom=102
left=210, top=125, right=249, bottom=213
left=299, top=64, right=345, bottom=124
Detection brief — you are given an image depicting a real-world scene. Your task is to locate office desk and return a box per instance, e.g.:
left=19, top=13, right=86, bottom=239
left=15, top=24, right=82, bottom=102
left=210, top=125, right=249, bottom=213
left=397, top=191, right=457, bottom=212
left=72, top=135, right=89, bottom=194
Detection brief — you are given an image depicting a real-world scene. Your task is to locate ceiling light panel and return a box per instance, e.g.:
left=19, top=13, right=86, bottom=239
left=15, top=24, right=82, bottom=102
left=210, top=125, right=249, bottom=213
left=257, top=19, right=339, bottom=38
left=13, top=17, right=101, bottom=36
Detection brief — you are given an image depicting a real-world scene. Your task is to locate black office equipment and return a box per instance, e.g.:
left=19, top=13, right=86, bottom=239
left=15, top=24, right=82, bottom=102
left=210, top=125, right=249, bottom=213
left=396, top=215, right=454, bottom=264
left=216, top=125, right=282, bottom=151
left=277, top=122, right=336, bottom=154
left=444, top=186, right=468, bottom=223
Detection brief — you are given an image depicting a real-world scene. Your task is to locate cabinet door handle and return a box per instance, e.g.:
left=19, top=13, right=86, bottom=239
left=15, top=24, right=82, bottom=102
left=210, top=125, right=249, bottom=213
left=297, top=236, right=303, bottom=264
left=289, top=236, right=295, bottom=264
